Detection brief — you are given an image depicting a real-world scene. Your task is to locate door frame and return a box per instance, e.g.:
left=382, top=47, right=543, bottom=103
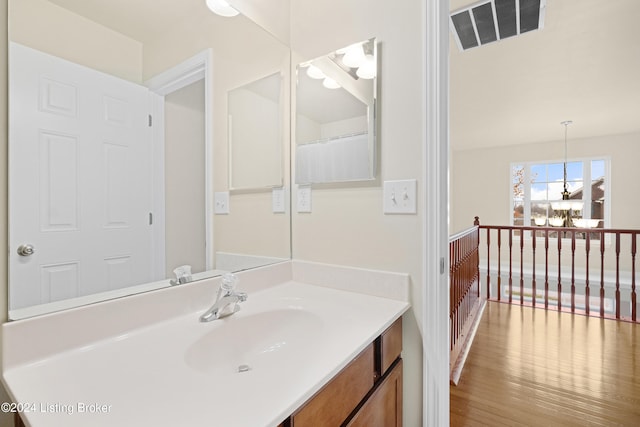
left=145, top=49, right=215, bottom=274
left=423, top=0, right=450, bottom=425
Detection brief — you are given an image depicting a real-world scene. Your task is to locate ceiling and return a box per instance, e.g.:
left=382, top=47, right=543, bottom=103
left=450, top=0, right=640, bottom=150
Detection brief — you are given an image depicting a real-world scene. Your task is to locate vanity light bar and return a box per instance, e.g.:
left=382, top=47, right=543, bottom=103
left=450, top=0, right=546, bottom=51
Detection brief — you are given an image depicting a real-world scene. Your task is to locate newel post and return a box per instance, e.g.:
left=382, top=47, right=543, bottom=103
left=474, top=216, right=480, bottom=226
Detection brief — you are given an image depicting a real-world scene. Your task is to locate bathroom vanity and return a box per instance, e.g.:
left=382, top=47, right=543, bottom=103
left=2, top=261, right=409, bottom=427
left=285, top=316, right=403, bottom=426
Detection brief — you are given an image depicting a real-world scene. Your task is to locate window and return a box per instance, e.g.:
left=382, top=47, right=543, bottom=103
left=511, top=158, right=608, bottom=230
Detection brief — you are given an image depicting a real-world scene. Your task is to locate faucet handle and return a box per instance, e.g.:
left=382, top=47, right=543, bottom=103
left=220, top=272, right=238, bottom=292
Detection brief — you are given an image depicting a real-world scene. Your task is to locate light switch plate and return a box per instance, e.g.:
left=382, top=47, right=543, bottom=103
left=383, top=179, right=417, bottom=214
left=297, top=186, right=312, bottom=213
left=214, top=191, right=230, bottom=214
left=272, top=187, right=286, bottom=213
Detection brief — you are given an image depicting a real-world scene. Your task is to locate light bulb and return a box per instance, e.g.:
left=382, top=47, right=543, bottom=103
left=356, top=54, right=376, bottom=79
left=322, top=78, right=340, bottom=89
left=306, top=65, right=326, bottom=79
left=342, top=44, right=366, bottom=68
left=206, top=0, right=239, bottom=17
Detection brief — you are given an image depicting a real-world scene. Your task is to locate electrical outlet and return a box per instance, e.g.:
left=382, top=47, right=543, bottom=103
left=214, top=191, right=230, bottom=214
left=297, top=186, right=312, bottom=213
left=383, top=179, right=417, bottom=214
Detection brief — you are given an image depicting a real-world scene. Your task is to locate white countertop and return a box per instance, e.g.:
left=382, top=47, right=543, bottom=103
left=2, top=261, right=410, bottom=427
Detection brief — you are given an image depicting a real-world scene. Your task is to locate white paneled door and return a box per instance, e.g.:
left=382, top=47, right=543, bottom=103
left=9, top=42, right=154, bottom=310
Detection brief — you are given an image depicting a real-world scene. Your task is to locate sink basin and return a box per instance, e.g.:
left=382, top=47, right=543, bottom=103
left=185, top=308, right=324, bottom=374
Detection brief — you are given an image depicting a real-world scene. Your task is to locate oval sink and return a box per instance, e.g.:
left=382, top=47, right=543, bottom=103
left=185, top=308, right=324, bottom=374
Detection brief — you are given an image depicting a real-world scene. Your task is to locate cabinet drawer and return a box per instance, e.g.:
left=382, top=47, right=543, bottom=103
left=291, top=344, right=375, bottom=427
left=379, top=317, right=402, bottom=376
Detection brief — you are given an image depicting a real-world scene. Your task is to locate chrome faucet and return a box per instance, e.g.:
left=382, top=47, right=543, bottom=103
left=200, top=273, right=247, bottom=322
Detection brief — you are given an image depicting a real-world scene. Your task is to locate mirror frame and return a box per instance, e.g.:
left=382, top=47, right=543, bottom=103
left=227, top=71, right=285, bottom=191
left=294, top=38, right=378, bottom=185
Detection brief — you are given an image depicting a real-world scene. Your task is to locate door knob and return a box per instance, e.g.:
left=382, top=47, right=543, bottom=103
left=17, top=244, right=35, bottom=257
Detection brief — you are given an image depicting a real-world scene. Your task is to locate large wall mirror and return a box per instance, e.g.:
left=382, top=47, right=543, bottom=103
left=7, top=0, right=291, bottom=319
left=295, top=38, right=377, bottom=184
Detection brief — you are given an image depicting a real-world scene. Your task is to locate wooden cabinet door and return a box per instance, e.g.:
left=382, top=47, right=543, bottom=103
left=346, top=359, right=403, bottom=427
left=291, top=345, right=375, bottom=427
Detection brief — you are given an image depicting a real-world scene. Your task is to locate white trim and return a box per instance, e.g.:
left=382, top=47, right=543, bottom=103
left=515, top=0, right=521, bottom=35
left=148, top=92, right=166, bottom=280
left=145, top=49, right=215, bottom=271
left=145, top=50, right=209, bottom=95
left=424, top=0, right=450, bottom=425
left=509, top=156, right=610, bottom=229
left=538, top=0, right=548, bottom=30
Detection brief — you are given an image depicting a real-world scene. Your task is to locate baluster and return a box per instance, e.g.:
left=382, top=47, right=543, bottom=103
left=455, top=237, right=461, bottom=343
left=509, top=229, right=513, bottom=303
left=545, top=229, right=549, bottom=309
left=453, top=240, right=460, bottom=343
left=571, top=230, right=576, bottom=313
left=600, top=230, right=605, bottom=318
left=532, top=229, right=537, bottom=308
left=460, top=235, right=464, bottom=324
left=449, top=239, right=454, bottom=326
left=557, top=230, right=562, bottom=311
left=632, top=232, right=637, bottom=322
left=449, top=239, right=453, bottom=350
left=497, top=229, right=502, bottom=302
left=615, top=232, right=621, bottom=319
left=520, top=228, right=524, bottom=305
left=585, top=232, right=591, bottom=316
left=475, top=230, right=480, bottom=299
left=486, top=228, right=491, bottom=300
left=461, top=235, right=466, bottom=329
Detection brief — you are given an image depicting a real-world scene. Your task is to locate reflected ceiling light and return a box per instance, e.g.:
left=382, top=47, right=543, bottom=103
left=356, top=54, right=376, bottom=79
left=306, top=65, right=326, bottom=79
left=322, top=78, right=340, bottom=89
left=341, top=44, right=366, bottom=68
left=206, top=0, right=239, bottom=17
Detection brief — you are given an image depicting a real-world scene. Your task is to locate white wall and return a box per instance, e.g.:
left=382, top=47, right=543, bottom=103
left=451, top=132, right=640, bottom=234
left=8, top=0, right=142, bottom=83
left=290, top=1, right=426, bottom=425
left=228, top=86, right=282, bottom=189
left=164, top=80, right=206, bottom=277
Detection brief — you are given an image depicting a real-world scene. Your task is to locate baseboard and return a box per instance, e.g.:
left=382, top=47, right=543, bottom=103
left=450, top=299, right=486, bottom=386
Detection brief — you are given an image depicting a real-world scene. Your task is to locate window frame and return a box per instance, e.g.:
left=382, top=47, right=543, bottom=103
left=510, top=156, right=611, bottom=231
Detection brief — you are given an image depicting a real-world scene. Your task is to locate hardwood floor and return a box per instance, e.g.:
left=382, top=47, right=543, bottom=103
left=450, top=302, right=640, bottom=426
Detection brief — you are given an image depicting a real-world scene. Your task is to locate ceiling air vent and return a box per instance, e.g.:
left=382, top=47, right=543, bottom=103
left=450, top=0, right=546, bottom=51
